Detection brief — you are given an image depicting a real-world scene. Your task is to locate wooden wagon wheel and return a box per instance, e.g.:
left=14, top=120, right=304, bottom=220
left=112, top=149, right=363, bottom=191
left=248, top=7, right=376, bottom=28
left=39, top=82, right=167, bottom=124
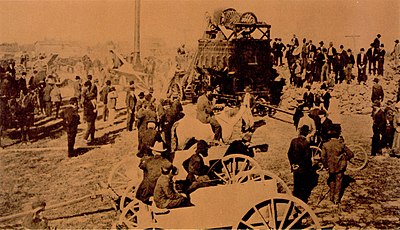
left=116, top=199, right=155, bottom=229
left=119, top=180, right=139, bottom=210
left=236, top=194, right=321, bottom=229
left=237, top=12, right=258, bottom=35
left=208, top=154, right=261, bottom=184
left=107, top=158, right=140, bottom=197
left=222, top=8, right=241, bottom=30
left=347, top=144, right=368, bottom=171
left=235, top=169, right=292, bottom=194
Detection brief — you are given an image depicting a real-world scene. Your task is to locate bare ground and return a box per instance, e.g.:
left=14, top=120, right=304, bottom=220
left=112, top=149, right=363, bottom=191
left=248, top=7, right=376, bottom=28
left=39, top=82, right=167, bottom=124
left=1, top=99, right=400, bottom=229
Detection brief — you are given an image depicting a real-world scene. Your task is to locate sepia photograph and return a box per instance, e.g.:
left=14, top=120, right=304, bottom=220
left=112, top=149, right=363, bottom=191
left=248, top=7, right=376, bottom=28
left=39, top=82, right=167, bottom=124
left=0, top=0, right=399, bottom=229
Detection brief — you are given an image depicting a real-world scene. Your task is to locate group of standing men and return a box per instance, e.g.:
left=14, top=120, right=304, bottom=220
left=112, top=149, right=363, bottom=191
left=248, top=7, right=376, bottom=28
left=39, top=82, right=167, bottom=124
left=279, top=34, right=397, bottom=88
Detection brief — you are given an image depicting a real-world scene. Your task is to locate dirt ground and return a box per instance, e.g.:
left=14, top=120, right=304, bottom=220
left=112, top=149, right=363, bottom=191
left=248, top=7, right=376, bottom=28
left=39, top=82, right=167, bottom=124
left=1, top=88, right=400, bottom=229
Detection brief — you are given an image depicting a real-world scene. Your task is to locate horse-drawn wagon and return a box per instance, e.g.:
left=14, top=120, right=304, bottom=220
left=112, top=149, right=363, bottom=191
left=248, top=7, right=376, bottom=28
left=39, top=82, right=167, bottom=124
left=109, top=149, right=320, bottom=229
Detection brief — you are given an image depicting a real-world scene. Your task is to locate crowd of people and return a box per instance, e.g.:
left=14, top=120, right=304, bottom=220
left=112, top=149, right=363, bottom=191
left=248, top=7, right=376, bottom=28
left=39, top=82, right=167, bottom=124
left=272, top=34, right=399, bottom=88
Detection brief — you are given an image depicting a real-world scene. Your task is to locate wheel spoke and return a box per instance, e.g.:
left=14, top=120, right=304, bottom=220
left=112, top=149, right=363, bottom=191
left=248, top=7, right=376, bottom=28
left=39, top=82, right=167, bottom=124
left=269, top=199, right=277, bottom=229
left=214, top=172, right=228, bottom=183
left=222, top=161, right=232, bottom=179
left=279, top=200, right=294, bottom=229
left=286, top=209, right=308, bottom=229
left=254, top=206, right=270, bottom=228
left=240, top=220, right=257, bottom=229
left=116, top=171, right=130, bottom=181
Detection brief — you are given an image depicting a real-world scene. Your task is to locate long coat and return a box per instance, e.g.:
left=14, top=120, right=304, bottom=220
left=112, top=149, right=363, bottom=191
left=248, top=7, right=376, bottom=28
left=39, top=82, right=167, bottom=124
left=321, top=138, right=354, bottom=173
left=136, top=155, right=172, bottom=203
left=371, top=83, right=384, bottom=102
left=287, top=136, right=312, bottom=173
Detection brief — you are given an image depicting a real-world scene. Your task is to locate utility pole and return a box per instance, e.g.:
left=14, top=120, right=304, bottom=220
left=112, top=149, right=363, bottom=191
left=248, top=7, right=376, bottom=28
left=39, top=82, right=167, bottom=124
left=133, top=0, right=142, bottom=69
left=345, top=35, right=360, bottom=51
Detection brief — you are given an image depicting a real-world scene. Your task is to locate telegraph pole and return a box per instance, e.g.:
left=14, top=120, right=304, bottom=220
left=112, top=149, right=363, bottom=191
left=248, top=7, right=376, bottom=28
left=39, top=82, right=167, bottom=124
left=133, top=0, right=142, bottom=69
left=345, top=35, right=360, bottom=51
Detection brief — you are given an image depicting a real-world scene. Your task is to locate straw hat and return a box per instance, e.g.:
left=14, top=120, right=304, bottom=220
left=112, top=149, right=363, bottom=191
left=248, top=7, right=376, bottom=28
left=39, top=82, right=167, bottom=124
left=150, top=141, right=166, bottom=152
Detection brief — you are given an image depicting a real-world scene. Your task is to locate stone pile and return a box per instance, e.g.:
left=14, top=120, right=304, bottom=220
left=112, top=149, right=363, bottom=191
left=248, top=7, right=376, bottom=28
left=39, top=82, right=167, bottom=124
left=278, top=63, right=399, bottom=115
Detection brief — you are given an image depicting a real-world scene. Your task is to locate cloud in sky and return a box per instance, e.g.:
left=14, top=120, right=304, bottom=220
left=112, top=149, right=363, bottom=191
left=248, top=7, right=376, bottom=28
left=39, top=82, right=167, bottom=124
left=0, top=0, right=398, bottom=51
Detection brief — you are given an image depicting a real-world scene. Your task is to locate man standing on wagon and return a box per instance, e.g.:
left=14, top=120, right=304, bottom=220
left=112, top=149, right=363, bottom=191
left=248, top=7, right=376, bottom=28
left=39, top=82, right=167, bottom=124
left=196, top=86, right=223, bottom=145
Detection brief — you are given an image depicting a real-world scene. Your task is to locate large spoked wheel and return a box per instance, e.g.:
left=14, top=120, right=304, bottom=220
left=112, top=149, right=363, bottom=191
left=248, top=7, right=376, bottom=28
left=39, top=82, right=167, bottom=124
left=238, top=12, right=257, bottom=35
left=222, top=8, right=240, bottom=30
left=310, top=146, right=324, bottom=173
left=235, top=169, right=292, bottom=194
left=208, top=154, right=261, bottom=184
left=116, top=199, right=155, bottom=229
left=236, top=194, right=321, bottom=229
left=347, top=144, right=368, bottom=171
left=119, top=180, right=139, bottom=210
left=108, top=158, right=141, bottom=197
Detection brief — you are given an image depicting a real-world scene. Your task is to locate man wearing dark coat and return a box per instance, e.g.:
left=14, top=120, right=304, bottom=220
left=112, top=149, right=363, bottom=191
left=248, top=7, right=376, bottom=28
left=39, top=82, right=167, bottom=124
left=136, top=103, right=157, bottom=150
left=126, top=85, right=137, bottom=131
left=136, top=141, right=172, bottom=205
left=371, top=100, right=386, bottom=156
left=224, top=132, right=254, bottom=158
left=303, top=85, right=314, bottom=109
left=137, top=121, right=163, bottom=158
left=287, top=125, right=313, bottom=203
left=60, top=97, right=80, bottom=157
left=319, top=109, right=333, bottom=142
left=357, top=48, right=368, bottom=84
left=83, top=89, right=97, bottom=144
left=377, top=44, right=386, bottom=76
left=154, top=165, right=189, bottom=209
left=343, top=49, right=355, bottom=84
left=371, top=78, right=384, bottom=103
left=196, top=87, right=222, bottom=143
left=321, top=125, right=354, bottom=204
left=183, top=140, right=210, bottom=193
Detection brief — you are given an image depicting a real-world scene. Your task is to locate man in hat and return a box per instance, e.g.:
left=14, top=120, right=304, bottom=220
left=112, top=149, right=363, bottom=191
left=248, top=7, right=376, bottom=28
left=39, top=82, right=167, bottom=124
left=371, top=78, right=384, bottom=103
left=303, top=85, right=314, bottom=109
left=137, top=120, right=163, bottom=158
left=183, top=140, right=211, bottom=193
left=60, top=97, right=80, bottom=157
left=136, top=141, right=172, bottom=204
left=321, top=124, right=354, bottom=205
left=391, top=39, right=400, bottom=67
left=373, top=34, right=381, bottom=49
left=297, top=107, right=316, bottom=143
left=287, top=125, right=313, bottom=203
left=371, top=100, right=386, bottom=156
left=291, top=34, right=299, bottom=48
left=196, top=86, right=223, bottom=144
left=22, top=198, right=49, bottom=229
left=319, top=109, right=333, bottom=143
left=126, top=84, right=137, bottom=131
left=83, top=90, right=97, bottom=144
left=327, top=42, right=337, bottom=73
left=357, top=48, right=368, bottom=84
left=154, top=164, right=190, bottom=209
left=344, top=49, right=355, bottom=84
left=383, top=100, right=396, bottom=150
left=136, top=103, right=157, bottom=150
left=100, top=80, right=111, bottom=121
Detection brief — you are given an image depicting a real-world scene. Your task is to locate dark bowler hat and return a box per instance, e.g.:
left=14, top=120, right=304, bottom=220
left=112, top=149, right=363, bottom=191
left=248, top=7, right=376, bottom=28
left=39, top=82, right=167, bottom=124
left=377, top=34, right=381, bottom=38
left=395, top=40, right=399, bottom=43
left=373, top=77, right=379, bottom=83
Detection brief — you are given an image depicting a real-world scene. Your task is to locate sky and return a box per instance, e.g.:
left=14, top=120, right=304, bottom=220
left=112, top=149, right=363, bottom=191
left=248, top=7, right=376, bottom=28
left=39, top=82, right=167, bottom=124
left=0, top=0, right=399, bottom=51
